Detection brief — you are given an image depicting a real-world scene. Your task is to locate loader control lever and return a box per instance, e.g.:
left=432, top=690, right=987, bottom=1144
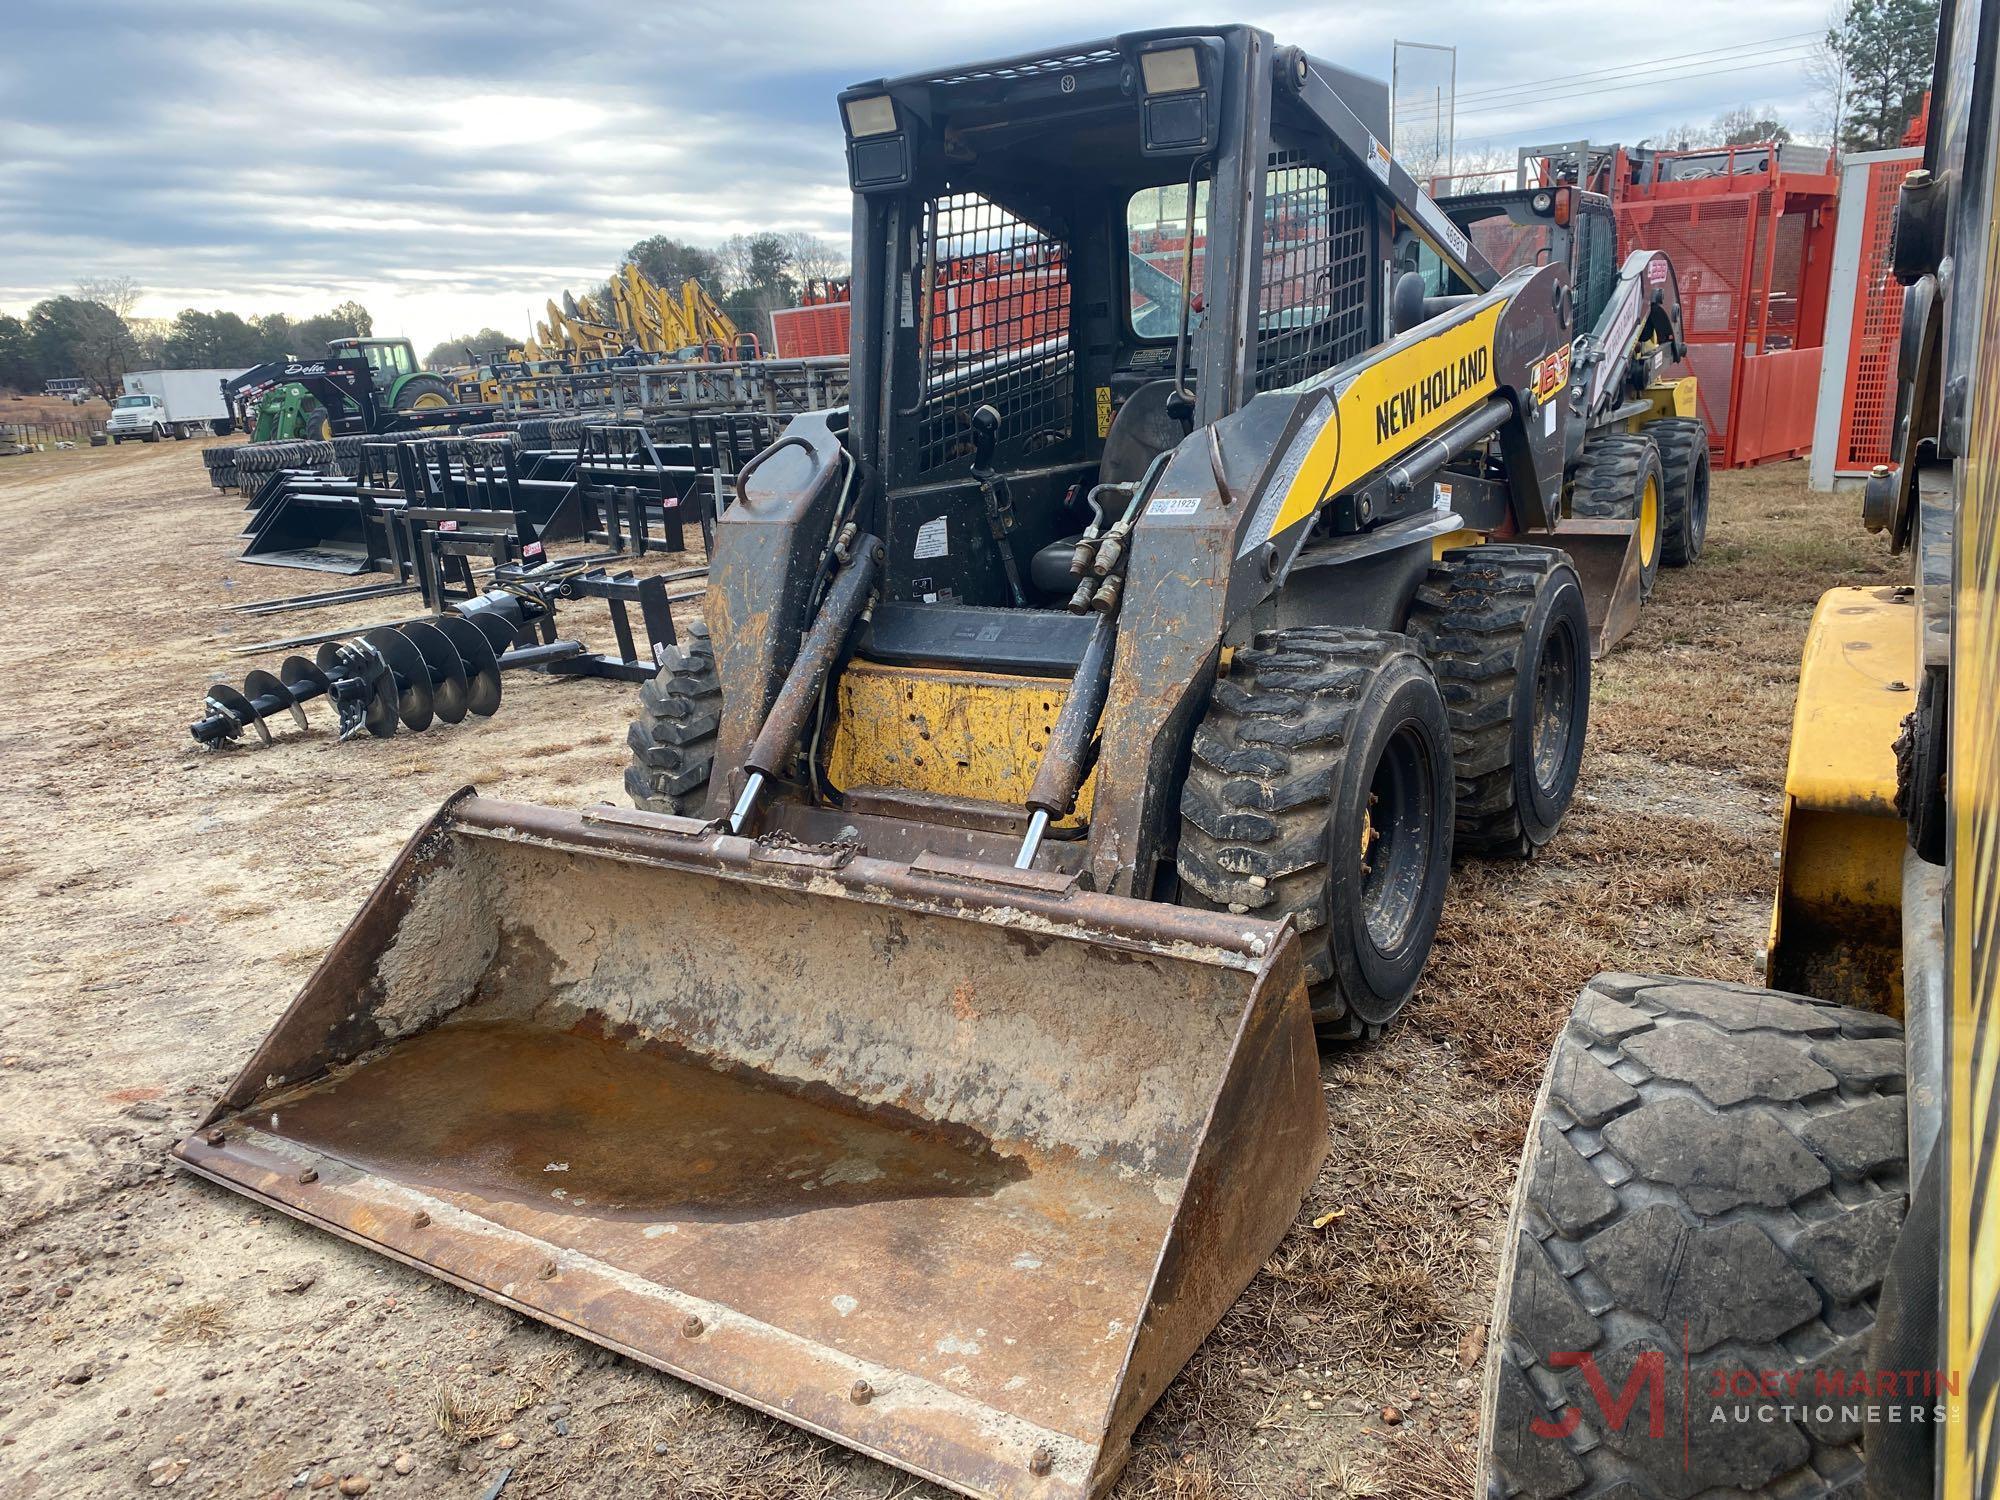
left=969, top=405, right=1028, bottom=607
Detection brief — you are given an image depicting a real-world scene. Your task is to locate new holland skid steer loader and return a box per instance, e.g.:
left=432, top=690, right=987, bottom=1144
left=1479, top=5, right=2000, bottom=1493
left=180, top=27, right=1672, bottom=1500
left=1441, top=170, right=1711, bottom=595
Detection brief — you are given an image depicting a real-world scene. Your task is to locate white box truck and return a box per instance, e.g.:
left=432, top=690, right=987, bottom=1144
left=107, top=368, right=248, bottom=443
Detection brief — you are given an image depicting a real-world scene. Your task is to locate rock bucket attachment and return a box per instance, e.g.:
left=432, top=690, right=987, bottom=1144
left=173, top=794, right=1325, bottom=1499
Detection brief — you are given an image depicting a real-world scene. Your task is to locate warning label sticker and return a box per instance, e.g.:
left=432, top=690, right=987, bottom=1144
left=1365, top=135, right=1392, bottom=183
left=913, top=516, right=949, bottom=559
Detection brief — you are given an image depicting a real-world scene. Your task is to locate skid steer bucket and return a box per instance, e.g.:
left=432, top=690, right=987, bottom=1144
left=1549, top=517, right=1645, bottom=657
left=173, top=793, right=1325, bottom=1499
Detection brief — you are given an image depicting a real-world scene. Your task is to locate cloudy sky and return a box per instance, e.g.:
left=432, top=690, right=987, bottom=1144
left=1, top=0, right=1836, bottom=351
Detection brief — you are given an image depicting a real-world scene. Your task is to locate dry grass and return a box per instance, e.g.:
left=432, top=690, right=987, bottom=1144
left=156, top=1300, right=232, bottom=1346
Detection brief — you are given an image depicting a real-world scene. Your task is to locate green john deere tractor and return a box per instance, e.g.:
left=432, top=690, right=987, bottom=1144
left=227, top=337, right=459, bottom=441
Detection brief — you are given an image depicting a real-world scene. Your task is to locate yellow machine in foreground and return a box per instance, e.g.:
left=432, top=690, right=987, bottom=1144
left=1479, top=6, right=2000, bottom=1494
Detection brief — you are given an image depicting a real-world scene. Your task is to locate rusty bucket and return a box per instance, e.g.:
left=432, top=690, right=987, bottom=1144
left=1547, top=518, right=1644, bottom=657
left=173, top=792, right=1325, bottom=1499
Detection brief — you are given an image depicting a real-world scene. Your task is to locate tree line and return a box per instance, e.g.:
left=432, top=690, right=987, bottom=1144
left=0, top=276, right=374, bottom=396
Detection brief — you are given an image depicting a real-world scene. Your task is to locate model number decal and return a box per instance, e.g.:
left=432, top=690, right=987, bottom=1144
left=1148, top=496, right=1202, bottom=516
left=1375, top=346, right=1488, bottom=443
left=1531, top=346, right=1573, bottom=404
left=1411, top=192, right=1471, bottom=263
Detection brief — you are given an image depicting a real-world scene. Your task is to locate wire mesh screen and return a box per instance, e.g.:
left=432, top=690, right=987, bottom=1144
left=1618, top=196, right=1752, bottom=441
left=915, top=193, right=1073, bottom=474
left=1470, top=218, right=1552, bottom=276
left=1254, top=155, right=1371, bottom=390
left=1839, top=156, right=1915, bottom=470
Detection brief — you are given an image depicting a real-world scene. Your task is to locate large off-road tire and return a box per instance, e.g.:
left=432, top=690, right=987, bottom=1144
left=623, top=622, right=722, bottom=814
left=1643, top=416, right=1711, bottom=567
left=1570, top=434, right=1665, bottom=599
left=392, top=373, right=456, bottom=413
left=1480, top=974, right=1907, bottom=1499
left=1176, top=627, right=1455, bottom=1040
left=1407, top=545, right=1590, bottom=858
left=292, top=397, right=333, bottom=442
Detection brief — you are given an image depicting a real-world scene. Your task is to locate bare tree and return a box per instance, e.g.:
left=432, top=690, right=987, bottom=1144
left=783, top=233, right=849, bottom=288
left=75, top=275, right=141, bottom=321
left=1713, top=106, right=1795, bottom=145
left=1805, top=8, right=1850, bottom=145
left=1645, top=120, right=1722, bottom=150
left=1438, top=144, right=1518, bottom=193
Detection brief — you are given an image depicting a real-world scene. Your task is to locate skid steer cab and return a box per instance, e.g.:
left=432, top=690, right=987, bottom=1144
left=179, top=26, right=1673, bottom=1500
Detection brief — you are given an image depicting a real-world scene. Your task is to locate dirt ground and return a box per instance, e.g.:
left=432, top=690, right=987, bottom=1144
left=0, top=441, right=1898, bottom=1499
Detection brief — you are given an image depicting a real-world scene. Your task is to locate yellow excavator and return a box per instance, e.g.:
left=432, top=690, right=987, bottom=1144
left=532, top=266, right=756, bottom=363
left=178, top=26, right=1690, bottom=1499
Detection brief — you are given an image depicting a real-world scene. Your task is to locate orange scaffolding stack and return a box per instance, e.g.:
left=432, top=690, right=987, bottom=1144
left=1612, top=145, right=1839, bottom=468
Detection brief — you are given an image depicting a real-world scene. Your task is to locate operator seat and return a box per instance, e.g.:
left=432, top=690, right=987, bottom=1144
left=1029, top=379, right=1188, bottom=596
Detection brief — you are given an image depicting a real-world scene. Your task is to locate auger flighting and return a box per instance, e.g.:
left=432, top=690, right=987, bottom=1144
left=190, top=591, right=536, bottom=747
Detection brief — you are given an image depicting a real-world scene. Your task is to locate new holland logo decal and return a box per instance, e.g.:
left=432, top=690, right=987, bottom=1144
left=1375, top=347, right=1490, bottom=442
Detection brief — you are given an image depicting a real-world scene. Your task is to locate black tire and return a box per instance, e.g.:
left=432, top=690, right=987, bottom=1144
left=1644, top=416, right=1710, bottom=567
left=392, top=373, right=456, bottom=412
left=1407, top=544, right=1591, bottom=858
left=1570, top=434, right=1665, bottom=599
left=1176, top=627, right=1455, bottom=1039
left=292, top=397, right=332, bottom=443
left=623, top=622, right=722, bottom=814
left=144, top=425, right=161, bottom=444
left=1479, top=974, right=1907, bottom=1500
left=1894, top=668, right=1948, bottom=865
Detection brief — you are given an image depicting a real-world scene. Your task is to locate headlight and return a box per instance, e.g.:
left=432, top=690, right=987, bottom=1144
left=1140, top=46, right=1201, bottom=95
left=842, top=94, right=897, bottom=139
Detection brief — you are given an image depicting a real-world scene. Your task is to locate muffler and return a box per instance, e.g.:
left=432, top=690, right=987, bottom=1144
left=174, top=791, right=1324, bottom=1499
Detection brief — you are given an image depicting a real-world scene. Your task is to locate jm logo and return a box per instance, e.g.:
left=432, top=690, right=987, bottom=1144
left=1531, top=1352, right=1669, bottom=1441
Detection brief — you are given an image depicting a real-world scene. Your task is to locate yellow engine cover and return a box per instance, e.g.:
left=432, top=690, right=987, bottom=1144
left=824, top=660, right=1096, bottom=823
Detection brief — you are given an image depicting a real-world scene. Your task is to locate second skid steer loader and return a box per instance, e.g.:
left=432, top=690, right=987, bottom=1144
left=179, top=26, right=1657, bottom=1500
left=1440, top=167, right=1711, bottom=631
